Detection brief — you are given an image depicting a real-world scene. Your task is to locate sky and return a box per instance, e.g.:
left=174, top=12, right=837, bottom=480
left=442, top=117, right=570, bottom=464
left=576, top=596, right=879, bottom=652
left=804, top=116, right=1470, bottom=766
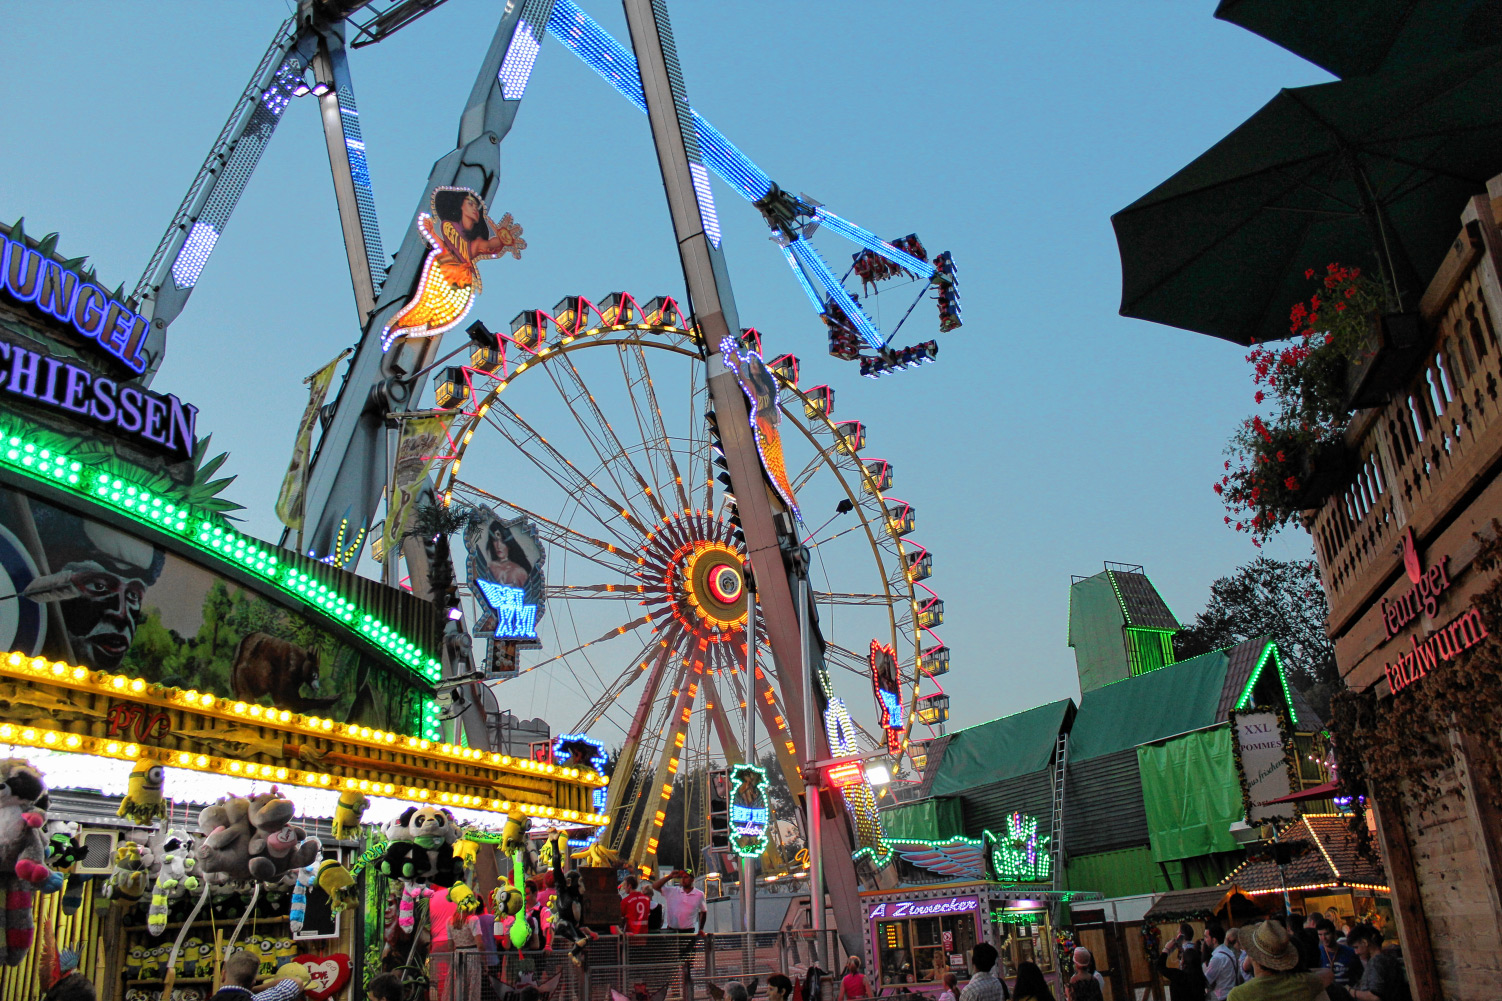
left=1, top=2, right=1334, bottom=744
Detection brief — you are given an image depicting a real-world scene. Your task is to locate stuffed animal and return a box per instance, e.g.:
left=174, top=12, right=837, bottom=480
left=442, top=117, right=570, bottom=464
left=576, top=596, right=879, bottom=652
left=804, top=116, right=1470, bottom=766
left=315, top=859, right=356, bottom=912
left=124, top=946, right=145, bottom=980
left=255, top=937, right=278, bottom=977
left=288, top=863, right=315, bottom=934
left=380, top=806, right=460, bottom=886
left=177, top=938, right=202, bottom=977
left=499, top=808, right=529, bottom=856
left=103, top=841, right=148, bottom=909
left=0, top=760, right=54, bottom=965
left=330, top=789, right=368, bottom=840
left=273, top=938, right=296, bottom=970
left=118, top=757, right=167, bottom=825
left=278, top=962, right=312, bottom=990
left=138, top=946, right=163, bottom=979
left=196, top=793, right=320, bottom=885
left=145, top=830, right=200, bottom=936
left=548, top=833, right=596, bottom=967
left=448, top=881, right=481, bottom=915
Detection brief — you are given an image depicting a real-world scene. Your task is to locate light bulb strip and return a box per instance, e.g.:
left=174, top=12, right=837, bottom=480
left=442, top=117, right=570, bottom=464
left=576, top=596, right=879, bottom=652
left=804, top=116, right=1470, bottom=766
left=0, top=718, right=604, bottom=824
left=0, top=418, right=442, bottom=688
left=0, top=652, right=608, bottom=790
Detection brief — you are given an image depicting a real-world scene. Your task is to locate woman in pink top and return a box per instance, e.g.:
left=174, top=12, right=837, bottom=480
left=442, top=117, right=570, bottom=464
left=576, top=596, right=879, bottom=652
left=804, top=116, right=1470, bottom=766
left=837, top=957, right=870, bottom=1001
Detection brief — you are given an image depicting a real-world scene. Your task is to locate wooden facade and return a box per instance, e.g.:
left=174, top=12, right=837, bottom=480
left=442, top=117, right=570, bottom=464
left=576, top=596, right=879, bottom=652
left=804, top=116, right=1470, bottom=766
left=1309, top=182, right=1502, bottom=998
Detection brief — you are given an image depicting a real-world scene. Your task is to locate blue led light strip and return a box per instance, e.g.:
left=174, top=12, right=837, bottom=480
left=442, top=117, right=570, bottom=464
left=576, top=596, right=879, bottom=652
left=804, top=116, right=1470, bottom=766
left=0, top=417, right=442, bottom=686
left=498, top=14, right=545, bottom=99
left=814, top=208, right=935, bottom=279
left=788, top=241, right=883, bottom=350
left=336, top=84, right=387, bottom=292
left=781, top=247, right=826, bottom=312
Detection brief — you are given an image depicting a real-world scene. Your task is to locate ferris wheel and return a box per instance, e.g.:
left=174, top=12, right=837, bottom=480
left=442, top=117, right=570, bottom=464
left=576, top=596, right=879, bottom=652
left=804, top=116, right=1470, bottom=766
left=419, top=292, right=951, bottom=871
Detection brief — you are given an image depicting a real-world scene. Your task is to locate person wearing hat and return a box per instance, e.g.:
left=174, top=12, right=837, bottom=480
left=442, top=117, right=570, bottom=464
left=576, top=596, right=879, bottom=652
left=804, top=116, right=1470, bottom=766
left=1228, top=920, right=1334, bottom=1001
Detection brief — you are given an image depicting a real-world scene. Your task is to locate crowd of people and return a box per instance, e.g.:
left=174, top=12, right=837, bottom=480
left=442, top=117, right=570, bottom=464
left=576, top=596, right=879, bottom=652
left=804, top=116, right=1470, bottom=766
left=1153, top=913, right=1409, bottom=1001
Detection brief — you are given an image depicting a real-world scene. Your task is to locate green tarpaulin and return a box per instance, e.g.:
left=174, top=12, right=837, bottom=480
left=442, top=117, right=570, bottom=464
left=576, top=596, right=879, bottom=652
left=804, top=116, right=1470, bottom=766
left=880, top=797, right=963, bottom=841
left=1069, top=649, right=1234, bottom=762
left=927, top=699, right=1071, bottom=796
left=1138, top=725, right=1243, bottom=862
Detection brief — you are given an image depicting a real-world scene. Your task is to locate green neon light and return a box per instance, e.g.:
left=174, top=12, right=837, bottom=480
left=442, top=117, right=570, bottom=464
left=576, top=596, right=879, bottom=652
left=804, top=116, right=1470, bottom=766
left=984, top=812, right=1052, bottom=883
left=729, top=762, right=771, bottom=859
left=0, top=422, right=442, bottom=687
left=1234, top=642, right=1296, bottom=724
left=850, top=844, right=896, bottom=868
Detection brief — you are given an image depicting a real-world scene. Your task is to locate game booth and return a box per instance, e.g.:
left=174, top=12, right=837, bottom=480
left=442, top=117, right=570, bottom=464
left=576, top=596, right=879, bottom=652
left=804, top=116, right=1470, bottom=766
left=0, top=221, right=608, bottom=1001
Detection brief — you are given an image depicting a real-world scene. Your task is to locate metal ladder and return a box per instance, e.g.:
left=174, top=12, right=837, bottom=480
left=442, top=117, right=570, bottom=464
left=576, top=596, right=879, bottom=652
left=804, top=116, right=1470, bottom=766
left=1049, top=731, right=1069, bottom=892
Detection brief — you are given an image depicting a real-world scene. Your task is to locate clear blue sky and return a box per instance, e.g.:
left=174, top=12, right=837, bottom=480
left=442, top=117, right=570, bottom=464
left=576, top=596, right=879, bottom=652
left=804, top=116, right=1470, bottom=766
left=2, top=3, right=1332, bottom=736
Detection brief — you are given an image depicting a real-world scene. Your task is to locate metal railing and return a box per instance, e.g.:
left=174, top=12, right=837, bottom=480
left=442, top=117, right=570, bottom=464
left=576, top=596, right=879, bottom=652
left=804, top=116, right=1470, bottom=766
left=424, top=930, right=846, bottom=1001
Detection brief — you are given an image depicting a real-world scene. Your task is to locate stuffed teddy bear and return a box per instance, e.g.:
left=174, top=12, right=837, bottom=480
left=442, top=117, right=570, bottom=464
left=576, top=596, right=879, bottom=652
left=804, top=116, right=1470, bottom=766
left=380, top=806, right=460, bottom=886
left=0, top=760, right=54, bottom=965
left=196, top=793, right=320, bottom=885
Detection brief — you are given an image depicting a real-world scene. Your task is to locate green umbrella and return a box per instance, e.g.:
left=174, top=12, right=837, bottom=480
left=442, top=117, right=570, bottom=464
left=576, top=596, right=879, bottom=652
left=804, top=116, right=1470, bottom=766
left=1112, top=46, right=1502, bottom=346
left=1215, top=0, right=1502, bottom=78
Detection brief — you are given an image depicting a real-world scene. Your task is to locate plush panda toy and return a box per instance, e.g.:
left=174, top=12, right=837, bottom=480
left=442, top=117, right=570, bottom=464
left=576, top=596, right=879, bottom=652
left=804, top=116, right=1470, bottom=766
left=380, top=806, right=461, bottom=887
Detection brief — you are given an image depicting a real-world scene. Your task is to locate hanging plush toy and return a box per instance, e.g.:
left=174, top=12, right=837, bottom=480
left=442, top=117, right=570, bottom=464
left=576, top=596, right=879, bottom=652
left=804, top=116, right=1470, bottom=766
left=448, top=881, right=481, bottom=915
left=380, top=806, right=461, bottom=885
left=103, top=841, right=148, bottom=909
left=144, top=829, right=200, bottom=936
left=330, top=789, right=368, bottom=840
left=196, top=792, right=321, bottom=885
left=315, top=858, right=356, bottom=912
left=288, top=862, right=316, bottom=934
left=44, top=820, right=86, bottom=913
left=118, top=757, right=167, bottom=825
left=0, top=760, right=56, bottom=966
left=548, top=832, right=596, bottom=967
left=499, top=809, right=529, bottom=856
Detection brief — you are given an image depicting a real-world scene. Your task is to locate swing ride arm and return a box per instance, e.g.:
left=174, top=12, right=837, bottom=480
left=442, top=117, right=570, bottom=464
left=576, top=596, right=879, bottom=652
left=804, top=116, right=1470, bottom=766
left=620, top=0, right=866, bottom=956
left=297, top=0, right=554, bottom=566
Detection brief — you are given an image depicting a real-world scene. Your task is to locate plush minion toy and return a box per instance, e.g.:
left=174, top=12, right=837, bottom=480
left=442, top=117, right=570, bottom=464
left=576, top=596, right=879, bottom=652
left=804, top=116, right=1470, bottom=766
left=178, top=938, right=202, bottom=977
left=117, top=757, right=167, bottom=825
left=273, top=938, right=297, bottom=970
left=125, top=946, right=145, bottom=980
left=330, top=789, right=369, bottom=840
left=257, top=938, right=277, bottom=977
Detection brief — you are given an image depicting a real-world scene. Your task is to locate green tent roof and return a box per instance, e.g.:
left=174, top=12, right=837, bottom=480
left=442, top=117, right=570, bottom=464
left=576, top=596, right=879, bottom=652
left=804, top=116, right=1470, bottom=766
left=926, top=698, right=1072, bottom=796
left=1068, top=636, right=1290, bottom=761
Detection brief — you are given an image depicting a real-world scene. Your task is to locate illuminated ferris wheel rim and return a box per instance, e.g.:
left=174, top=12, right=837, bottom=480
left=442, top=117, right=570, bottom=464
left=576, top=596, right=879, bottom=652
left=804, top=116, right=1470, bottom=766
left=427, top=296, right=944, bottom=749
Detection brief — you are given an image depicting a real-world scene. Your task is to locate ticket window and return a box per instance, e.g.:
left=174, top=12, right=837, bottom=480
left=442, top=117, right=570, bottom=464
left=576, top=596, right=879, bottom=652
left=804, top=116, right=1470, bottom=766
left=994, top=912, right=1053, bottom=978
left=875, top=915, right=978, bottom=986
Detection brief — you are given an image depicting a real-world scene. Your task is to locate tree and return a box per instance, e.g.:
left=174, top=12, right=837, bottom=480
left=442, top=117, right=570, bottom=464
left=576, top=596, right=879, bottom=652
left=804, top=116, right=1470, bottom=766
left=1174, top=555, right=1340, bottom=720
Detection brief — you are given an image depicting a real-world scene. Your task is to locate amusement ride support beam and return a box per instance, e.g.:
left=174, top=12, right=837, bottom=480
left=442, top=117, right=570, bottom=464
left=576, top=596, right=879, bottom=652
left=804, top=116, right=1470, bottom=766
left=620, top=0, right=864, bottom=956
left=297, top=0, right=552, bottom=571
left=600, top=639, right=682, bottom=854
left=307, top=22, right=384, bottom=323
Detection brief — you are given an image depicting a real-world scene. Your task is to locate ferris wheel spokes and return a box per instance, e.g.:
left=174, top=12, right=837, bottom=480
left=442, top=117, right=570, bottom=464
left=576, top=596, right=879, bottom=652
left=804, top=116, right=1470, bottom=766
left=450, top=480, right=637, bottom=579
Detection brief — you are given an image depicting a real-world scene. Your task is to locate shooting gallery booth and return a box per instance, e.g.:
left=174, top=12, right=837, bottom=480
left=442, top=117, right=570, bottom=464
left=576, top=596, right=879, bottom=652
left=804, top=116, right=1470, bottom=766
left=0, top=221, right=607, bottom=1001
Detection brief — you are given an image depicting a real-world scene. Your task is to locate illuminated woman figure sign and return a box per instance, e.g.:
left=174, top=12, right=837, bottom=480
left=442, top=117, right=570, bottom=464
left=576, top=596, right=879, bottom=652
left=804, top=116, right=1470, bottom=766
left=720, top=336, right=799, bottom=519
left=381, top=186, right=526, bottom=350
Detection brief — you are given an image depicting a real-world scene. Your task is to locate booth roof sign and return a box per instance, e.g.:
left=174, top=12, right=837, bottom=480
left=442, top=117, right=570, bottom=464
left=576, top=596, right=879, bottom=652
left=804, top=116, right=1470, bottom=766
left=1, top=232, right=151, bottom=374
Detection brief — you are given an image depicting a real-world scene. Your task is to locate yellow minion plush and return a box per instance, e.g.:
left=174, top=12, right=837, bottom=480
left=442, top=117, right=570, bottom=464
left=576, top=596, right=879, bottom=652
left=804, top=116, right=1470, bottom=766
left=178, top=938, right=202, bottom=976
left=138, top=946, right=162, bottom=979
left=118, top=757, right=167, bottom=825
left=273, top=938, right=297, bottom=970
left=125, top=946, right=145, bottom=980
left=259, top=938, right=278, bottom=977
left=331, top=788, right=369, bottom=840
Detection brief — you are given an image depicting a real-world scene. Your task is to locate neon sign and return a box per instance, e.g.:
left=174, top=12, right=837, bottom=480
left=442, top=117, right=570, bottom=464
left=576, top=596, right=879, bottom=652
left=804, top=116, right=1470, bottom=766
left=870, top=640, right=905, bottom=756
left=729, top=762, right=770, bottom=859
left=983, top=812, right=1051, bottom=883
left=0, top=234, right=150, bottom=373
left=0, top=342, right=197, bottom=459
left=720, top=336, right=799, bottom=519
left=381, top=186, right=525, bottom=351
left=825, top=760, right=866, bottom=789
left=868, top=896, right=977, bottom=919
left=474, top=579, right=538, bottom=639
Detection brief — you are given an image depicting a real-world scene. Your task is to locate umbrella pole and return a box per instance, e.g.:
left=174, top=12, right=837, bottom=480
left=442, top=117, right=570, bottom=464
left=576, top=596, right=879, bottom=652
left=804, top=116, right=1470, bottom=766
left=1345, top=147, right=1419, bottom=313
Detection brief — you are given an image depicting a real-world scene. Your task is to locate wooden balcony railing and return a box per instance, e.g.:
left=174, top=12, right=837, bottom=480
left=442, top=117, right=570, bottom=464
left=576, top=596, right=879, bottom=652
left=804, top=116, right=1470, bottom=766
left=1312, top=193, right=1502, bottom=634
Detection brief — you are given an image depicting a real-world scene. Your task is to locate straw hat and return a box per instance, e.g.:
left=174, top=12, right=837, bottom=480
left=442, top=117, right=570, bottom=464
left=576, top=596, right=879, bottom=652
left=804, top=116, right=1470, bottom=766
left=1243, top=920, right=1299, bottom=972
